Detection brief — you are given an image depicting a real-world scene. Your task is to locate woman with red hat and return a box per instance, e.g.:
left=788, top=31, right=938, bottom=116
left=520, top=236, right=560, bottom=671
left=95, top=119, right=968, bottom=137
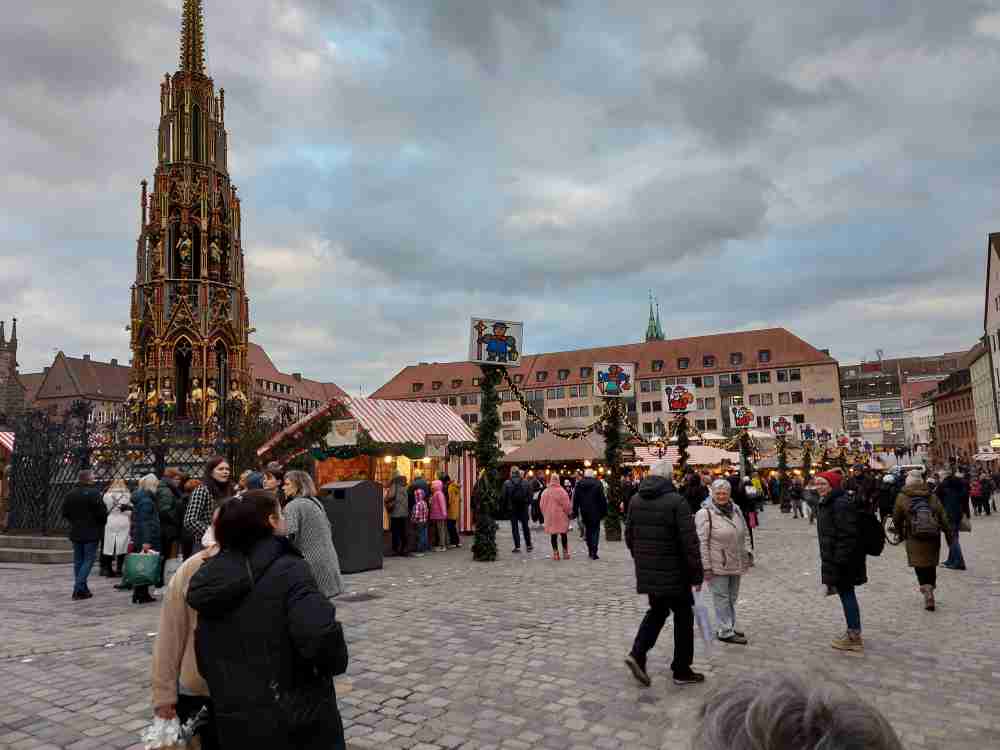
left=815, top=470, right=867, bottom=653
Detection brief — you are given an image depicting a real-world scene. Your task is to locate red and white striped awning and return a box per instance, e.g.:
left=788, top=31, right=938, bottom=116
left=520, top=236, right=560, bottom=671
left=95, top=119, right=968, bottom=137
left=257, top=397, right=475, bottom=458
left=631, top=445, right=740, bottom=467
left=0, top=432, right=14, bottom=455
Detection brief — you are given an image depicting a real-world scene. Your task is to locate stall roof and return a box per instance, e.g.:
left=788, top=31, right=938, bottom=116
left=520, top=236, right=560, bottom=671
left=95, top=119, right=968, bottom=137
left=0, top=432, right=13, bottom=455
left=257, top=396, right=475, bottom=458
left=500, top=432, right=604, bottom=465
left=631, top=445, right=740, bottom=467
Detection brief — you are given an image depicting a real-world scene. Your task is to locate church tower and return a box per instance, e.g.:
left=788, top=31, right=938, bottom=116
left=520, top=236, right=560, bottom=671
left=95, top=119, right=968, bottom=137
left=0, top=318, right=25, bottom=417
left=130, top=0, right=251, bottom=427
left=644, top=292, right=665, bottom=342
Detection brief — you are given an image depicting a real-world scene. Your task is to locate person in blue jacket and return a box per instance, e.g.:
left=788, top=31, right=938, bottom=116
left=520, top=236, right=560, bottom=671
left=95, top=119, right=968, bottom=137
left=130, top=473, right=161, bottom=604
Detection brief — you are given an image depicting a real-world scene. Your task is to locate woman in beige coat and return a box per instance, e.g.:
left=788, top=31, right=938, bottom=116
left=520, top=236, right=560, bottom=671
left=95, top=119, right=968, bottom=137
left=696, top=478, right=753, bottom=645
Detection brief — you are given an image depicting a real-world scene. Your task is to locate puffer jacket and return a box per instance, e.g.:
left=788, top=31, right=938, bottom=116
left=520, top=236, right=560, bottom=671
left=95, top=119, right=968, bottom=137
left=447, top=483, right=462, bottom=520
left=893, top=482, right=951, bottom=569
left=816, top=489, right=866, bottom=588
left=129, top=489, right=161, bottom=551
left=429, top=480, right=448, bottom=521
left=625, top=476, right=703, bottom=598
left=695, top=502, right=751, bottom=576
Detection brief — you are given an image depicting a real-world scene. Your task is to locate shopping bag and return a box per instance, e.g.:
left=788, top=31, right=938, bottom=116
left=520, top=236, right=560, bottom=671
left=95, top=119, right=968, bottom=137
left=694, top=587, right=714, bottom=648
left=123, top=552, right=161, bottom=588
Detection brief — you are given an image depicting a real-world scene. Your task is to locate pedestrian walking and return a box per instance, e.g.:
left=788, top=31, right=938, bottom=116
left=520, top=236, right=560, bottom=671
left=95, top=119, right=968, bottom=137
left=264, top=461, right=287, bottom=507
left=624, top=459, right=705, bottom=687
left=186, top=491, right=348, bottom=750
left=683, top=472, right=706, bottom=515
left=815, top=471, right=867, bottom=652
left=446, top=476, right=462, bottom=548
left=501, top=468, right=534, bottom=553
left=876, top=474, right=897, bottom=523
left=151, top=514, right=221, bottom=750
left=411, top=486, right=430, bottom=554
left=429, top=479, right=449, bottom=552
left=179, top=478, right=199, bottom=559
left=62, top=470, right=108, bottom=600
left=695, top=479, right=753, bottom=645
left=386, top=473, right=409, bottom=556
left=893, top=470, right=951, bottom=611
left=980, top=473, right=993, bottom=516
left=282, top=471, right=345, bottom=599
left=156, top=468, right=183, bottom=578
left=937, top=469, right=969, bottom=570
left=130, top=473, right=162, bottom=604
left=100, top=478, right=132, bottom=578
left=788, top=476, right=804, bottom=519
left=184, top=457, right=233, bottom=554
left=573, top=469, right=608, bottom=560
left=540, top=473, right=572, bottom=560
left=529, top=474, right=545, bottom=527
left=803, top=478, right=819, bottom=525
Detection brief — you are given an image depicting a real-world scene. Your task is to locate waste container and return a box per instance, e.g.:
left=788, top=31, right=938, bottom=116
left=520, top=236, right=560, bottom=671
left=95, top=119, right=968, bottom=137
left=317, top=480, right=384, bottom=573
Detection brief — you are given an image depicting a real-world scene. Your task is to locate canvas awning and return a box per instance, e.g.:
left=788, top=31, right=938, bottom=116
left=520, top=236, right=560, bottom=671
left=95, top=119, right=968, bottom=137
left=500, top=432, right=604, bottom=465
left=0, top=432, right=13, bottom=455
left=631, top=445, right=741, bottom=467
left=257, top=396, right=475, bottom=458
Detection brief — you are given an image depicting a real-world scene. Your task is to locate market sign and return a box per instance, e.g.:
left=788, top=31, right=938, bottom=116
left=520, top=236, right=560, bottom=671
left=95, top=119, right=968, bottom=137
left=730, top=404, right=755, bottom=429
left=772, top=415, right=794, bottom=436
left=327, top=419, right=359, bottom=447
left=817, top=428, right=833, bottom=444
left=836, top=431, right=850, bottom=447
left=798, top=423, right=817, bottom=441
left=469, top=318, right=522, bottom=366
left=594, top=362, right=634, bottom=397
left=665, top=384, right=695, bottom=412
left=425, top=433, right=449, bottom=459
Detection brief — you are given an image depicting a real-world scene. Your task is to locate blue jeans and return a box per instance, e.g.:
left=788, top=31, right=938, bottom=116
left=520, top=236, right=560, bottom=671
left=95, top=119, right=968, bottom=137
left=838, top=586, right=861, bottom=631
left=945, top=534, right=966, bottom=567
left=72, top=541, right=98, bottom=594
left=585, top=523, right=601, bottom=558
left=417, top=524, right=429, bottom=552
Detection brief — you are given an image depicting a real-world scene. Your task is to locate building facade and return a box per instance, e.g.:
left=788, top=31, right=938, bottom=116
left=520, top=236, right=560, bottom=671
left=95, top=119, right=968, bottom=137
left=931, top=367, right=976, bottom=466
left=248, top=343, right=346, bottom=419
left=128, top=0, right=252, bottom=428
left=969, top=343, right=998, bottom=451
left=31, top=352, right=131, bottom=423
left=982, top=232, right=1000, bottom=437
left=903, top=400, right=934, bottom=464
left=0, top=319, right=25, bottom=419
left=372, top=327, right=844, bottom=452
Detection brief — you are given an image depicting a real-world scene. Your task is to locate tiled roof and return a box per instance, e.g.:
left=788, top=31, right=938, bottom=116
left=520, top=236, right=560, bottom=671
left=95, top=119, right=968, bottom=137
left=371, top=327, right=836, bottom=400
left=34, top=353, right=131, bottom=402
left=248, top=342, right=347, bottom=401
left=499, top=432, right=605, bottom=464
left=17, top=372, right=45, bottom=404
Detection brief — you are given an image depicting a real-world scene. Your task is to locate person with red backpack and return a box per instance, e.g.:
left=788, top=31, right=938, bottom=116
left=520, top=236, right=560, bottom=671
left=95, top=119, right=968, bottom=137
left=893, top=470, right=952, bottom=611
left=970, top=474, right=985, bottom=516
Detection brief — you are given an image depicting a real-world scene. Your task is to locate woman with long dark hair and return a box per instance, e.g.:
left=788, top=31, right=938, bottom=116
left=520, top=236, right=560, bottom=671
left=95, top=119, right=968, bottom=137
left=187, top=491, right=348, bottom=750
left=183, top=457, right=233, bottom=554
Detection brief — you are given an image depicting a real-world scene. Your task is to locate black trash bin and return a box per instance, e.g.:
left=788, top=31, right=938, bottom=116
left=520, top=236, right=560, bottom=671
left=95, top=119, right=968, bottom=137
left=317, top=480, right=384, bottom=573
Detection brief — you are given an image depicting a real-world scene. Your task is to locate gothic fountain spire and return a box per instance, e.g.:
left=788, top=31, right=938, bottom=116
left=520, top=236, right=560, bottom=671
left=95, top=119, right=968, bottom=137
left=179, top=0, right=206, bottom=75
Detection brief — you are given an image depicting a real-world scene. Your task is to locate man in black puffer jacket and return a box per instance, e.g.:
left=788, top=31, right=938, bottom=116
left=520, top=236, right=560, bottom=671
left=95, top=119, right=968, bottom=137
left=501, top=469, right=533, bottom=553
left=623, top=459, right=704, bottom=688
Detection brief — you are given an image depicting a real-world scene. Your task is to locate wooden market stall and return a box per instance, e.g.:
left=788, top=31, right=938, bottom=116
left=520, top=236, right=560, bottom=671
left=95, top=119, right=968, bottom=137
left=500, top=432, right=608, bottom=480
left=630, top=444, right=741, bottom=472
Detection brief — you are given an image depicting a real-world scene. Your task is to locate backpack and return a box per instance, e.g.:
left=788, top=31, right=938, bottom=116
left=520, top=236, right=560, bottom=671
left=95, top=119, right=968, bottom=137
left=858, top=507, right=885, bottom=557
left=908, top=496, right=940, bottom=540
left=971, top=480, right=983, bottom=498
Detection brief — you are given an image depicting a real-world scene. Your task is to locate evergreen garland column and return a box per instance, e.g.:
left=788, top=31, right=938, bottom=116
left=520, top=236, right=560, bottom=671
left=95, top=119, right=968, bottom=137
left=675, top=414, right=690, bottom=476
left=776, top=435, right=788, bottom=508
left=801, top=440, right=813, bottom=482
left=738, top=431, right=756, bottom=478
left=603, top=399, right=623, bottom=541
left=472, top=365, right=503, bottom=562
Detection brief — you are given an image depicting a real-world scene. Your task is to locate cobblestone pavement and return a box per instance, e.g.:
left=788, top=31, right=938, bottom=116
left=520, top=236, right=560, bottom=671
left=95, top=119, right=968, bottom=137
left=2, top=511, right=1000, bottom=750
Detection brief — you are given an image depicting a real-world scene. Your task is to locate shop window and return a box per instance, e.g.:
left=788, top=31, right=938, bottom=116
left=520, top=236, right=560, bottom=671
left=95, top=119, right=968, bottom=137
left=558, top=369, right=570, bottom=381
left=432, top=381, right=442, bottom=391
left=703, top=355, right=716, bottom=368
left=707, top=419, right=718, bottom=430
left=758, top=349, right=771, bottom=363
left=412, top=383, right=423, bottom=393
left=536, top=371, right=548, bottom=382
left=678, top=357, right=690, bottom=370
left=730, top=352, right=743, bottom=366
left=452, top=379, right=463, bottom=389
left=580, top=367, right=592, bottom=379
left=652, top=360, right=664, bottom=372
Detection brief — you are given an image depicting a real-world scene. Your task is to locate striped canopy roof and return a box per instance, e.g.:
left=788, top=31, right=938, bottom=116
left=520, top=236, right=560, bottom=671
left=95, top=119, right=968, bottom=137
left=631, top=445, right=740, bottom=467
left=0, top=432, right=13, bottom=454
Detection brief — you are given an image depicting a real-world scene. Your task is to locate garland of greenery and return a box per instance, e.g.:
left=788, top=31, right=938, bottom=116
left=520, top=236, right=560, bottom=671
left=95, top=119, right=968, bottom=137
left=673, top=413, right=690, bottom=477
left=776, top=435, right=787, bottom=505
left=837, top=448, right=849, bottom=473
left=738, top=431, right=756, bottom=477
left=603, top=399, right=623, bottom=540
left=801, top=440, right=813, bottom=481
left=472, top=365, right=503, bottom=562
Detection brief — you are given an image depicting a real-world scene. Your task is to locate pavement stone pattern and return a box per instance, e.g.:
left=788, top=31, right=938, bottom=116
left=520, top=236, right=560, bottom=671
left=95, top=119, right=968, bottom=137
left=2, top=511, right=1000, bottom=749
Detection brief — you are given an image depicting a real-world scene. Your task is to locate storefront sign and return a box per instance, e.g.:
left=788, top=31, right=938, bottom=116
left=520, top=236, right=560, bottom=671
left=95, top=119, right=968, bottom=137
left=808, top=397, right=835, bottom=405
left=861, top=415, right=882, bottom=431
left=857, top=401, right=881, bottom=414
left=424, top=433, right=449, bottom=459
left=665, top=383, right=695, bottom=412
left=327, top=419, right=359, bottom=447
left=798, top=423, right=817, bottom=441
left=817, top=428, right=833, bottom=444
left=836, top=431, right=850, bottom=447
left=772, top=415, right=794, bottom=436
left=730, top=404, right=755, bottom=429
left=469, top=318, right=522, bottom=366
left=595, top=362, right=634, bottom=397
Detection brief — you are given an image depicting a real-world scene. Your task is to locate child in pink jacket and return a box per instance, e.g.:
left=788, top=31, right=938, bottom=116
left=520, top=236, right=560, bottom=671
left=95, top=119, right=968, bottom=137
left=429, top=479, right=449, bottom=552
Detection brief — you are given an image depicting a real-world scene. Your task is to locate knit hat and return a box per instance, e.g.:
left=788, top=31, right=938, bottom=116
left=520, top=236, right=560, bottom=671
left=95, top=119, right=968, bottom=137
left=816, top=471, right=842, bottom=491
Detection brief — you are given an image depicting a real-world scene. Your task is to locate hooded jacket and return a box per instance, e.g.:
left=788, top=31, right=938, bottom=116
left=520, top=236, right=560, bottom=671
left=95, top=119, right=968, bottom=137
left=429, top=480, right=448, bottom=521
left=186, top=535, right=346, bottom=749
left=816, top=488, right=867, bottom=588
left=572, top=476, right=608, bottom=526
left=893, top=482, right=951, bottom=569
left=625, top=476, right=703, bottom=598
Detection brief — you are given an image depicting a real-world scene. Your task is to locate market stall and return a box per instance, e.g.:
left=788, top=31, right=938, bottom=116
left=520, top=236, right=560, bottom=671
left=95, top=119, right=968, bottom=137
left=499, top=432, right=607, bottom=477
left=630, top=444, right=740, bottom=470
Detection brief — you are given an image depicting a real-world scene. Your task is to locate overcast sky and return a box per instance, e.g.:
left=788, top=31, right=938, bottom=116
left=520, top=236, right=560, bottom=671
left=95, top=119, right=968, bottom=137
left=3, top=1, right=1000, bottom=393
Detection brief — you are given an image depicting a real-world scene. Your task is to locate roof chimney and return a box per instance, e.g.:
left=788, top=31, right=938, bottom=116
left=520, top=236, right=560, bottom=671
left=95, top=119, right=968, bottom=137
left=292, top=373, right=302, bottom=382
left=82, top=354, right=91, bottom=361
left=110, top=358, right=118, bottom=367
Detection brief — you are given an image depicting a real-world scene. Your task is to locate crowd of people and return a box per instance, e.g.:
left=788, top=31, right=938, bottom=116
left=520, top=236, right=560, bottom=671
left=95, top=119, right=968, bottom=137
left=384, top=471, right=463, bottom=556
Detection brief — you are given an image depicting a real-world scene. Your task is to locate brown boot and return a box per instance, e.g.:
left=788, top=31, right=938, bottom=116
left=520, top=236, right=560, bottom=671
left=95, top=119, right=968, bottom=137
left=831, top=629, right=864, bottom=652
left=921, top=584, right=936, bottom=611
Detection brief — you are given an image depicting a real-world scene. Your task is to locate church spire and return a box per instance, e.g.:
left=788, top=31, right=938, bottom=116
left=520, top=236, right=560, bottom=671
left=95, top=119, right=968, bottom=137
left=655, top=300, right=664, bottom=340
left=179, top=0, right=206, bottom=75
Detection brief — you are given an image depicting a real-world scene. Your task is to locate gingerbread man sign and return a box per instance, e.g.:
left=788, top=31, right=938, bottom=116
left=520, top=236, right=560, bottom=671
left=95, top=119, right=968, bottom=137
left=730, top=404, right=755, bottom=429
left=665, top=384, right=695, bottom=412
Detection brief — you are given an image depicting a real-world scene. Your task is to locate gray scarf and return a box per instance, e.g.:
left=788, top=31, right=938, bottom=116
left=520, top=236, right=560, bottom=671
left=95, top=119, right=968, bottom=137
left=714, top=499, right=735, bottom=518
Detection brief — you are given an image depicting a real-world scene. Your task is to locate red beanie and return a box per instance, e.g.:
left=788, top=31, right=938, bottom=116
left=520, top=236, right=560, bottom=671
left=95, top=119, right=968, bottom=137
left=816, top=471, right=842, bottom=491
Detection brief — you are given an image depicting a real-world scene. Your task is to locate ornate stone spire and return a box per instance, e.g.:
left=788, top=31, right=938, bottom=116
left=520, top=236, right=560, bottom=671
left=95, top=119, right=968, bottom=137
left=179, top=0, right=206, bottom=75
left=645, top=291, right=664, bottom=342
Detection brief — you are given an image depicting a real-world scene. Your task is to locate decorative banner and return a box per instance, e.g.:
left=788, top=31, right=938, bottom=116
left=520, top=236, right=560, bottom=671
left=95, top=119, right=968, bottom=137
left=850, top=437, right=863, bottom=449
left=817, top=428, right=833, bottom=444
left=730, top=404, right=755, bottom=429
left=836, top=431, right=850, bottom=448
left=595, top=362, right=634, bottom=397
left=664, top=384, right=695, bottom=412
left=327, top=419, right=359, bottom=447
left=469, top=318, right=522, bottom=366
left=424, top=433, right=449, bottom=459
left=772, top=415, right=794, bottom=437
left=798, top=423, right=817, bottom=441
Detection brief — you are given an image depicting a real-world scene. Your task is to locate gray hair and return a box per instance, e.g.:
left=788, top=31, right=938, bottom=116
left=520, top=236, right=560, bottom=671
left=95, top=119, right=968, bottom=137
left=905, top=470, right=924, bottom=487
left=138, top=473, right=159, bottom=493
left=692, top=671, right=902, bottom=750
left=650, top=458, right=674, bottom=478
left=284, top=470, right=317, bottom=499
left=511, top=468, right=522, bottom=478
left=711, top=478, right=732, bottom=497
left=584, top=468, right=596, bottom=478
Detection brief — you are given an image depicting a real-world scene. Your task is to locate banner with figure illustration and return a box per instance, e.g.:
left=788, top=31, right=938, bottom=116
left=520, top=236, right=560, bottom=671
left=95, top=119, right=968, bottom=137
left=664, top=384, right=695, bottom=412
left=772, top=415, right=794, bottom=437
left=594, top=363, right=634, bottom=397
left=469, top=318, right=522, bottom=366
left=730, top=404, right=755, bottom=429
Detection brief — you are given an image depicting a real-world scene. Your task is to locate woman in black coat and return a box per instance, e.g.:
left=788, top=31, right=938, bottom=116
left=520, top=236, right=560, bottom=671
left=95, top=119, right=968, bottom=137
left=187, top=490, right=347, bottom=750
left=815, top=471, right=866, bottom=653
left=129, top=474, right=162, bottom=604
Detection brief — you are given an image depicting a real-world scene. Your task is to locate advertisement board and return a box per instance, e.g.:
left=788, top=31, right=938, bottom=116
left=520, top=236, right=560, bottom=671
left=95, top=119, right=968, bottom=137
left=469, top=318, right=523, bottom=366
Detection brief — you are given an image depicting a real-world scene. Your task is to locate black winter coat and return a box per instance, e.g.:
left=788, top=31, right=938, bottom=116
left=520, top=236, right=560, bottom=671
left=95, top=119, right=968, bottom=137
left=937, top=476, right=969, bottom=526
left=129, top=489, right=161, bottom=550
left=816, top=489, right=867, bottom=589
left=62, top=485, right=108, bottom=543
left=187, top=535, right=346, bottom=750
left=572, top=477, right=608, bottom=525
left=625, top=476, right=703, bottom=598
left=501, top=477, right=532, bottom=513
